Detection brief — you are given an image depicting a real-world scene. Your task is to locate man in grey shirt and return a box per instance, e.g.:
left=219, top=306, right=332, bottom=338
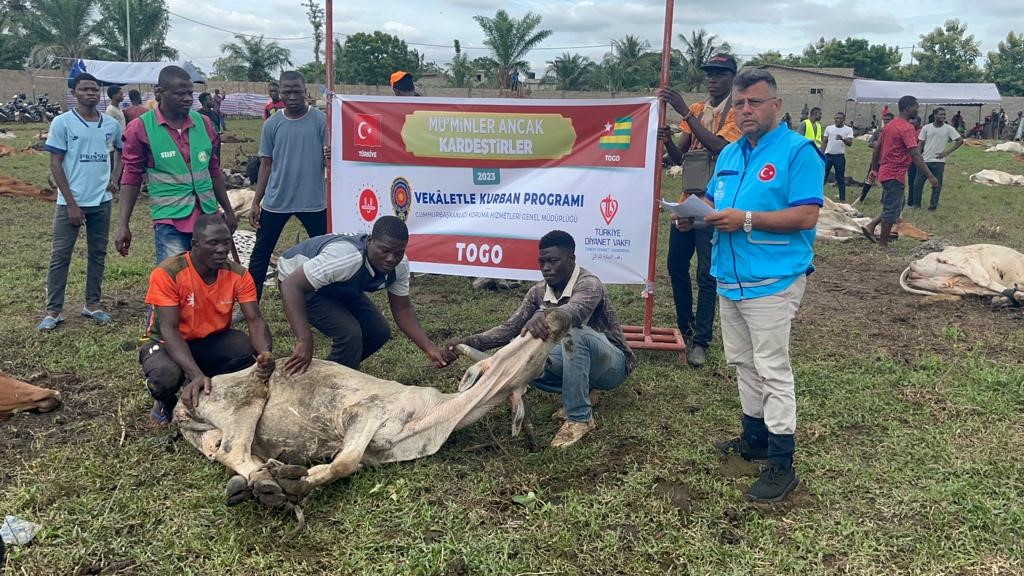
left=248, top=70, right=328, bottom=300
left=911, top=107, right=962, bottom=210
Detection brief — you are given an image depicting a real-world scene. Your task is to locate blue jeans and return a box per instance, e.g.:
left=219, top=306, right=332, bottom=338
left=154, top=224, right=192, bottom=264
left=532, top=327, right=628, bottom=422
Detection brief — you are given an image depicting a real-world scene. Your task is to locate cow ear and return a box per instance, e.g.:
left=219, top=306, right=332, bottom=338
left=458, top=360, right=488, bottom=392
left=509, top=390, right=525, bottom=437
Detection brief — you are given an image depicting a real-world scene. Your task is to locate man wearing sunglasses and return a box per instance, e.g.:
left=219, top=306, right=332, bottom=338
left=702, top=68, right=824, bottom=503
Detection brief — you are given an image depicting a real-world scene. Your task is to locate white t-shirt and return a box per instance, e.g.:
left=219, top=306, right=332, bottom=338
left=918, top=123, right=962, bottom=162
left=823, top=124, right=854, bottom=154
left=277, top=240, right=411, bottom=297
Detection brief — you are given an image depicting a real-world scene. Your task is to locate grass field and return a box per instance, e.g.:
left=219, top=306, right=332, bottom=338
left=1, top=117, right=1023, bottom=575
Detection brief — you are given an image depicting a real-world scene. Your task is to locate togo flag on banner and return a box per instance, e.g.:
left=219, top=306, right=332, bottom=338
left=330, top=95, right=658, bottom=284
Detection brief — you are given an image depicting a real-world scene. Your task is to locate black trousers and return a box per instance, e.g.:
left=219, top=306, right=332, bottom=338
left=911, top=162, right=945, bottom=209
left=306, top=291, right=391, bottom=369
left=823, top=153, right=847, bottom=201
left=667, top=225, right=715, bottom=348
left=140, top=329, right=256, bottom=410
left=249, top=209, right=328, bottom=300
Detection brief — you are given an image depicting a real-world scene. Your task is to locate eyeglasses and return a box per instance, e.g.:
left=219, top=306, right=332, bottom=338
left=733, top=97, right=778, bottom=110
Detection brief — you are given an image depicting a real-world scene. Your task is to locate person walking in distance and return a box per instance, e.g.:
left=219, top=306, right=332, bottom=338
left=910, top=107, right=962, bottom=210
left=860, top=95, right=938, bottom=249
left=821, top=111, right=853, bottom=201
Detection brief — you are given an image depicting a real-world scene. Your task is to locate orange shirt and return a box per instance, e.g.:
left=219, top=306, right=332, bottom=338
left=145, top=252, right=257, bottom=342
left=677, top=100, right=743, bottom=151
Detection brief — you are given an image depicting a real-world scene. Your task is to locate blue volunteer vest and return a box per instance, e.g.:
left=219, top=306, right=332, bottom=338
left=282, top=234, right=397, bottom=300
left=708, top=123, right=825, bottom=301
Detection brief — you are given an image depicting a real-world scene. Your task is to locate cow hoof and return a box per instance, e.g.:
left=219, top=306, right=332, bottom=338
left=254, top=479, right=288, bottom=508
left=226, top=475, right=251, bottom=506
left=273, top=464, right=308, bottom=480
left=278, top=478, right=311, bottom=501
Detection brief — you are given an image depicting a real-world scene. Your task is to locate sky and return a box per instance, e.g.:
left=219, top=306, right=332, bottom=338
left=163, top=0, right=1018, bottom=77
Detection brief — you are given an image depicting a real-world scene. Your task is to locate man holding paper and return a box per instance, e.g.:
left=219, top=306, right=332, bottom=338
left=702, top=68, right=824, bottom=502
left=657, top=53, right=742, bottom=368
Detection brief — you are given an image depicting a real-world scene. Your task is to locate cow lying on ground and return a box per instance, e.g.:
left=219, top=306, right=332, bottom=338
left=174, top=309, right=570, bottom=521
left=815, top=198, right=932, bottom=241
left=900, top=244, right=1024, bottom=306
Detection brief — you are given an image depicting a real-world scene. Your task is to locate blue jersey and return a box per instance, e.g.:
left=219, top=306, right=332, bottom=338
left=45, top=109, right=123, bottom=207
left=708, top=123, right=825, bottom=301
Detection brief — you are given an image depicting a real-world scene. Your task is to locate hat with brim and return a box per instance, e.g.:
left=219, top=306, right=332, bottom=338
left=701, top=53, right=737, bottom=74
left=390, top=70, right=413, bottom=87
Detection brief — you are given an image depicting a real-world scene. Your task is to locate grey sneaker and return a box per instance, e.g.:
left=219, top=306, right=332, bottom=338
left=687, top=345, right=707, bottom=367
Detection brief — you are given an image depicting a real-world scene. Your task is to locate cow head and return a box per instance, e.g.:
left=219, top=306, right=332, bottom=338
left=454, top=308, right=570, bottom=437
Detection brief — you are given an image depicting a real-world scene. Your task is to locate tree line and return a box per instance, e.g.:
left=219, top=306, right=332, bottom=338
left=1, top=1, right=1020, bottom=97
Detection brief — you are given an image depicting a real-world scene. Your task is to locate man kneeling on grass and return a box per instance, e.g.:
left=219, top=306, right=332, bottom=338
left=140, top=214, right=272, bottom=424
left=442, top=231, right=635, bottom=448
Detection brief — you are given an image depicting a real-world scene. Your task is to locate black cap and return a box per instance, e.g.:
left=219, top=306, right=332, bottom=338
left=701, top=53, right=737, bottom=74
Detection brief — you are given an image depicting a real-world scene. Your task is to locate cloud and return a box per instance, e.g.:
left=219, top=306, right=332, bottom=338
left=382, top=21, right=423, bottom=41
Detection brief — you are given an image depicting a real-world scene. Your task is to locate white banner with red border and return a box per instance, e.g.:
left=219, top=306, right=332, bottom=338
left=329, top=95, right=658, bottom=284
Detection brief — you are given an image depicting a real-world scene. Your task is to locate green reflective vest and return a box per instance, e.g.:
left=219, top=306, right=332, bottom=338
left=141, top=110, right=217, bottom=220
left=802, top=119, right=822, bottom=144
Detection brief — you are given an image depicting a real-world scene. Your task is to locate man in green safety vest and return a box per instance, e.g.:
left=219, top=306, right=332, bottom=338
left=801, top=107, right=823, bottom=146
left=116, top=65, right=238, bottom=264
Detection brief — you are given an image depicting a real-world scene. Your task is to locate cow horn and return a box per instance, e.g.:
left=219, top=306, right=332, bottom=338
left=455, top=343, right=490, bottom=362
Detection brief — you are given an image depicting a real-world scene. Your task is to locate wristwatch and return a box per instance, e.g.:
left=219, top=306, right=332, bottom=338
left=743, top=211, right=753, bottom=233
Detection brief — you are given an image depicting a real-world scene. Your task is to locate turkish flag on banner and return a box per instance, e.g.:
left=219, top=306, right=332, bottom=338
left=353, top=113, right=381, bottom=147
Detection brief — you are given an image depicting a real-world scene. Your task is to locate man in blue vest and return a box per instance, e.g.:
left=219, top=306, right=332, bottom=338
left=702, top=68, right=824, bottom=502
left=277, top=216, right=447, bottom=374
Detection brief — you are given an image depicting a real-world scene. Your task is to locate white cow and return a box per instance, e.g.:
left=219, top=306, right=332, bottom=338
left=900, top=244, right=1024, bottom=306
left=173, top=309, right=570, bottom=521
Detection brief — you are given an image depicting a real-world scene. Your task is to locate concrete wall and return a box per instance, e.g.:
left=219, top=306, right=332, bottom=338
left=4, top=68, right=1022, bottom=128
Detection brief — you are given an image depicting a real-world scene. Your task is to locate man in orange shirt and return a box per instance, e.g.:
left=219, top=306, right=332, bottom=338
left=657, top=53, right=742, bottom=367
left=140, top=214, right=272, bottom=424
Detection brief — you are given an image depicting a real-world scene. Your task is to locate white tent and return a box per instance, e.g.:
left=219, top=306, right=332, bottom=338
left=69, top=59, right=206, bottom=85
left=846, top=79, right=1001, bottom=105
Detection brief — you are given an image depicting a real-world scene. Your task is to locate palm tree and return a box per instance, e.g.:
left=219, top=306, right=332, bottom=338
left=677, top=29, right=732, bottom=91
left=545, top=52, right=594, bottom=91
left=610, top=35, right=658, bottom=90
left=473, top=9, right=552, bottom=90
left=94, top=0, right=177, bottom=61
left=23, top=0, right=99, bottom=69
left=747, top=50, right=784, bottom=66
left=220, top=34, right=293, bottom=82
left=448, top=40, right=475, bottom=88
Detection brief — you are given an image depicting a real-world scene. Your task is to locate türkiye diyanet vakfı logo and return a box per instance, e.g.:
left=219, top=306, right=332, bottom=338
left=400, top=112, right=576, bottom=160
left=599, top=117, right=632, bottom=150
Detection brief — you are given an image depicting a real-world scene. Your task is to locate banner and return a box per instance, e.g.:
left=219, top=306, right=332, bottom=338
left=330, top=95, right=658, bottom=283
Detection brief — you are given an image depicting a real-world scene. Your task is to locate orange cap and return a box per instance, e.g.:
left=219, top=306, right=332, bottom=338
left=390, top=71, right=410, bottom=87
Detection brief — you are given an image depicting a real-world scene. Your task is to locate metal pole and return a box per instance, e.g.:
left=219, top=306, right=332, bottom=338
left=325, top=0, right=334, bottom=231
left=126, top=0, right=132, bottom=61
left=640, top=0, right=674, bottom=339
